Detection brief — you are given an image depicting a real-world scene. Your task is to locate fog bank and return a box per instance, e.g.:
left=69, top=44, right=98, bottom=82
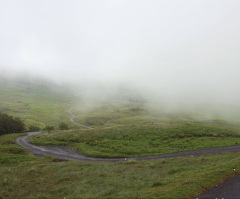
left=1, top=0, right=240, bottom=112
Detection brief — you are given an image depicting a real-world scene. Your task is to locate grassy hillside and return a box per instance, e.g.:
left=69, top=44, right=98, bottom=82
left=31, top=101, right=240, bottom=158
left=2, top=78, right=240, bottom=198
left=0, top=77, right=73, bottom=129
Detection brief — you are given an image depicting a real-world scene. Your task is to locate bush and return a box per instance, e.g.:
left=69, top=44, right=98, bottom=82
left=28, top=125, right=41, bottom=132
left=0, top=112, right=25, bottom=135
left=59, top=122, right=69, bottom=130
left=44, top=125, right=55, bottom=132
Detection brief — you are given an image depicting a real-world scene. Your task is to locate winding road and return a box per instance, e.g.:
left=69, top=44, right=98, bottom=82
left=68, top=109, right=94, bottom=129
left=16, top=131, right=240, bottom=162
left=15, top=109, right=240, bottom=197
left=16, top=109, right=240, bottom=162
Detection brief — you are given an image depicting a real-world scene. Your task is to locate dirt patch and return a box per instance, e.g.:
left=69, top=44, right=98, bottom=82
left=52, top=158, right=69, bottom=162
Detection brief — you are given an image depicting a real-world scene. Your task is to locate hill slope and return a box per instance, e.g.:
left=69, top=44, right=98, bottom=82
left=0, top=77, right=72, bottom=128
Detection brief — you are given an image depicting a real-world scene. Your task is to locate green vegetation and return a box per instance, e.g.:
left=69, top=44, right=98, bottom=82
left=1, top=133, right=240, bottom=199
left=0, top=78, right=72, bottom=129
left=31, top=122, right=240, bottom=158
left=71, top=102, right=146, bottom=128
left=43, top=125, right=55, bottom=132
left=59, top=122, right=70, bottom=130
left=28, top=125, right=41, bottom=132
left=3, top=78, right=240, bottom=198
left=0, top=133, right=35, bottom=164
left=31, top=101, right=240, bottom=158
left=0, top=112, right=25, bottom=135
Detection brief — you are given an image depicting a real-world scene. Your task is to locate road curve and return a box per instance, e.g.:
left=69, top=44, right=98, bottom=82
left=16, top=131, right=240, bottom=162
left=16, top=109, right=240, bottom=161
left=16, top=132, right=123, bottom=162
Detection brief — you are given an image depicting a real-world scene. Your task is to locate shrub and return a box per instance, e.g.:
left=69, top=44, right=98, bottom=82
left=59, top=122, right=69, bottom=130
left=28, top=125, right=41, bottom=132
left=0, top=112, right=25, bottom=135
left=44, top=125, right=55, bottom=132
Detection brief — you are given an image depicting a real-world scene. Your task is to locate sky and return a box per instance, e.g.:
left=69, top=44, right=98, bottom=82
left=1, top=0, right=240, bottom=108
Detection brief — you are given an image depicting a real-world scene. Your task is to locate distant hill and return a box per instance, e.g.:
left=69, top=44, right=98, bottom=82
left=0, top=76, right=72, bottom=128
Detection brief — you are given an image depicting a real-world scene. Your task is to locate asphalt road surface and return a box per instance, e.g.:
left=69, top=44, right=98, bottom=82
left=196, top=174, right=240, bottom=199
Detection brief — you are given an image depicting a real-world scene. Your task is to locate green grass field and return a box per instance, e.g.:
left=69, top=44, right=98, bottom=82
left=1, top=133, right=240, bottom=199
left=2, top=78, right=240, bottom=198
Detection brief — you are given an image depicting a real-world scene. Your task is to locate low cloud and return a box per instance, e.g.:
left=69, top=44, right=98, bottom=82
left=1, top=0, right=240, bottom=118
